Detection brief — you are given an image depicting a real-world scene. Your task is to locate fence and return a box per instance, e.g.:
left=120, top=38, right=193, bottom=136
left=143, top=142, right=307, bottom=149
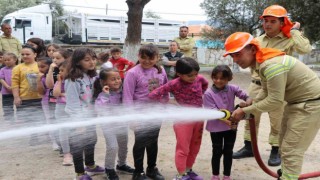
left=60, top=44, right=320, bottom=66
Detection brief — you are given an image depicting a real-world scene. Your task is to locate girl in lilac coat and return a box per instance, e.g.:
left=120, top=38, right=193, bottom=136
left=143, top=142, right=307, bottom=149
left=93, top=68, right=134, bottom=180
left=203, top=65, right=252, bottom=180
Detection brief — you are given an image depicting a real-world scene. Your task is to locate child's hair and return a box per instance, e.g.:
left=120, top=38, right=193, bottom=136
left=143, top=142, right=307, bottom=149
left=110, top=47, right=122, bottom=54
left=93, top=68, right=119, bottom=100
left=170, top=40, right=180, bottom=49
left=37, top=56, right=53, bottom=65
left=47, top=44, right=60, bottom=50
left=56, top=48, right=73, bottom=61
left=211, top=65, right=233, bottom=81
left=59, top=60, right=69, bottom=69
left=98, top=51, right=110, bottom=63
left=37, top=57, right=53, bottom=74
left=22, top=44, right=37, bottom=53
left=66, top=47, right=97, bottom=81
left=46, top=44, right=61, bottom=55
left=175, top=57, right=200, bottom=75
left=27, top=37, right=46, bottom=57
left=3, top=52, right=18, bottom=65
left=138, top=44, right=162, bottom=73
left=0, top=51, right=3, bottom=56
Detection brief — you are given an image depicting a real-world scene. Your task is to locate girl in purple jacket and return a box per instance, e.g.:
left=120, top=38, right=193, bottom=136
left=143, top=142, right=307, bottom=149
left=203, top=65, right=252, bottom=180
left=37, top=57, right=61, bottom=151
left=122, top=44, right=168, bottom=180
left=0, top=53, right=17, bottom=121
left=93, top=68, right=134, bottom=180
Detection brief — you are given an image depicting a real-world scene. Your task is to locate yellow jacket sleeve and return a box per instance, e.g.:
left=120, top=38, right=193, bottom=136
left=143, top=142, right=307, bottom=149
left=243, top=64, right=286, bottom=115
left=290, top=30, right=312, bottom=54
left=11, top=65, right=20, bottom=89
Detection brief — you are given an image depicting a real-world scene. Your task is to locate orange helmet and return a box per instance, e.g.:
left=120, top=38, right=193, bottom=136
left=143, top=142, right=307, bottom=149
left=223, top=32, right=259, bottom=57
left=260, top=5, right=288, bottom=18
left=260, top=5, right=294, bottom=38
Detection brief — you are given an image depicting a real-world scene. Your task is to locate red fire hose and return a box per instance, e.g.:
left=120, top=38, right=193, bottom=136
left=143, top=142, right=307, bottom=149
left=248, top=116, right=320, bottom=179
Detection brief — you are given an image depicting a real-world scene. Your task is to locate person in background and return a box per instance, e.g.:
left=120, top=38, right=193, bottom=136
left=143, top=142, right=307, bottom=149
left=36, top=56, right=61, bottom=152
left=46, top=44, right=61, bottom=59
left=0, top=23, right=22, bottom=58
left=203, top=65, right=251, bottom=180
left=173, top=26, right=195, bottom=57
left=233, top=5, right=312, bottom=167
left=162, top=41, right=184, bottom=80
left=53, top=61, right=73, bottom=166
left=12, top=45, right=44, bottom=145
left=98, top=51, right=113, bottom=70
left=0, top=53, right=18, bottom=121
left=46, top=48, right=73, bottom=101
left=0, top=51, right=4, bottom=94
left=108, top=47, right=134, bottom=80
left=27, top=38, right=46, bottom=58
left=0, top=51, right=4, bottom=68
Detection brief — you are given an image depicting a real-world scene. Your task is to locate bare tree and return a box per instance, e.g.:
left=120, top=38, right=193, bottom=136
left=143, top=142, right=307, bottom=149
left=123, top=0, right=150, bottom=62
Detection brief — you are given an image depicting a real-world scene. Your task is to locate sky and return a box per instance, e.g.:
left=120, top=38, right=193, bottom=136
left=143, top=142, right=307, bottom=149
left=62, top=0, right=207, bottom=22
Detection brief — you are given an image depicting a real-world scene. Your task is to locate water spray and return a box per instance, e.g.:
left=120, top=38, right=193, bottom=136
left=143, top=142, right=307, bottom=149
left=0, top=105, right=230, bottom=140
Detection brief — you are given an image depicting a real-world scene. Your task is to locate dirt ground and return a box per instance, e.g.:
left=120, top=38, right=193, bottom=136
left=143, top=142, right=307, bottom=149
left=0, top=70, right=319, bottom=180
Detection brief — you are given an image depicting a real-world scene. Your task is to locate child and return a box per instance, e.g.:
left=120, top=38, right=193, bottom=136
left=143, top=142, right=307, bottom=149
left=98, top=51, right=113, bottom=70
left=93, top=68, right=134, bottom=180
left=0, top=51, right=4, bottom=68
left=123, top=44, right=168, bottom=180
left=203, top=65, right=251, bottom=180
left=36, top=56, right=61, bottom=150
left=27, top=37, right=46, bottom=58
left=12, top=45, right=44, bottom=145
left=46, top=48, right=73, bottom=100
left=109, top=47, right=134, bottom=79
left=46, top=44, right=61, bottom=58
left=149, top=57, right=208, bottom=180
left=64, top=47, right=104, bottom=180
left=53, top=61, right=73, bottom=166
left=0, top=53, right=18, bottom=121
left=162, top=41, right=184, bottom=80
left=0, top=51, right=4, bottom=93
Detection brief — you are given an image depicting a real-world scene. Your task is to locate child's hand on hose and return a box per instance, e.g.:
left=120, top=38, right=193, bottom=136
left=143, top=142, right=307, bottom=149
left=222, top=119, right=232, bottom=127
left=239, top=101, right=247, bottom=108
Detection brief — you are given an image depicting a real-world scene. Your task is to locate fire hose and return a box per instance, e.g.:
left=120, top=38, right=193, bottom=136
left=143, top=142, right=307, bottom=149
left=219, top=109, right=320, bottom=179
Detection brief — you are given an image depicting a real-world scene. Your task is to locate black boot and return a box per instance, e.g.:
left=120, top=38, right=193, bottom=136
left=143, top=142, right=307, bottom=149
left=146, top=167, right=165, bottom=180
left=268, top=146, right=281, bottom=166
left=132, top=172, right=148, bottom=180
left=232, top=140, right=254, bottom=159
left=105, top=168, right=119, bottom=180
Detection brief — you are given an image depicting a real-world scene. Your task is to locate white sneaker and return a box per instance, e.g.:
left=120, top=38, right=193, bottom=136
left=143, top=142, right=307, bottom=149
left=52, top=142, right=60, bottom=151
left=63, top=153, right=73, bottom=166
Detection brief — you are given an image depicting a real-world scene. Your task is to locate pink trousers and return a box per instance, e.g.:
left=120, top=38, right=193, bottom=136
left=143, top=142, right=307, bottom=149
left=173, top=121, right=204, bottom=173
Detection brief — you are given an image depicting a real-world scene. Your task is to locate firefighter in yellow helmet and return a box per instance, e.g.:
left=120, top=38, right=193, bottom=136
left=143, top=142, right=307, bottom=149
left=232, top=5, right=312, bottom=167
left=224, top=32, right=320, bottom=180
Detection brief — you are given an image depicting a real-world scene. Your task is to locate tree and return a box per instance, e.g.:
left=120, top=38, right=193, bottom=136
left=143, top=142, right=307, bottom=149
left=200, top=0, right=277, bottom=40
left=145, top=10, right=161, bottom=19
left=0, top=0, right=40, bottom=22
left=200, top=0, right=320, bottom=43
left=276, top=0, right=320, bottom=43
left=123, top=0, right=151, bottom=62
